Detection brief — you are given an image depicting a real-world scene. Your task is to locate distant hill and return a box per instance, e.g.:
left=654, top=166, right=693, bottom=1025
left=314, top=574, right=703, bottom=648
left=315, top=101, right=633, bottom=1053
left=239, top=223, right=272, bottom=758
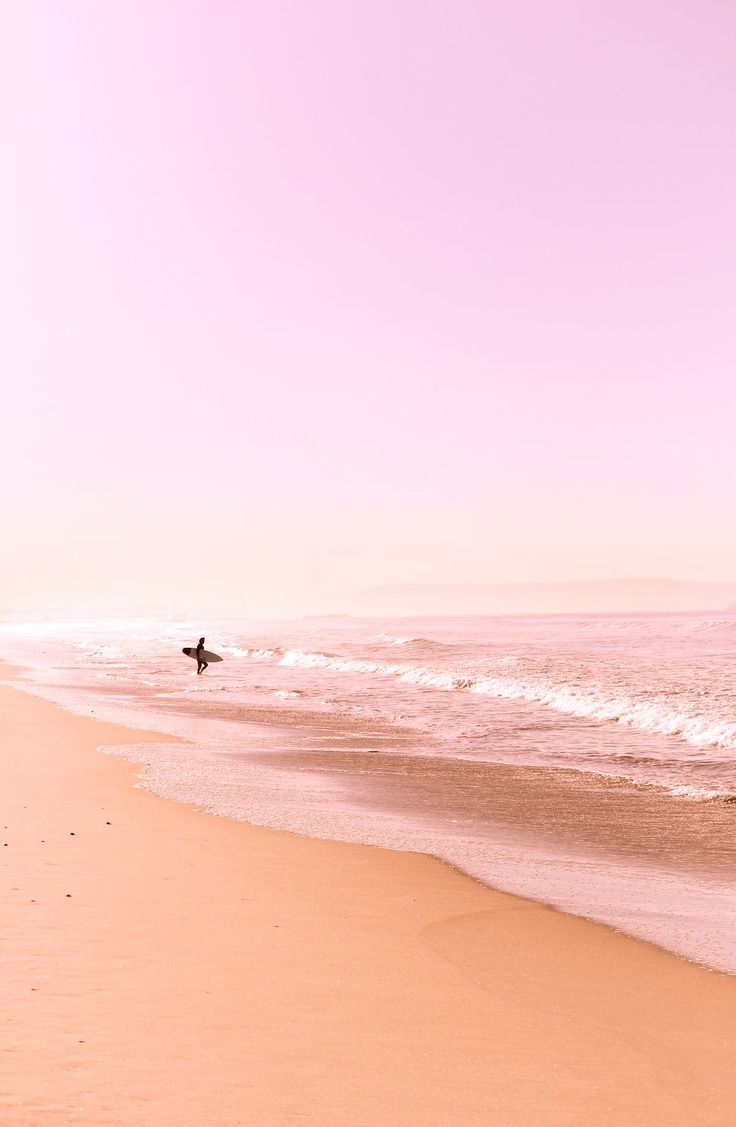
left=339, top=579, right=736, bottom=616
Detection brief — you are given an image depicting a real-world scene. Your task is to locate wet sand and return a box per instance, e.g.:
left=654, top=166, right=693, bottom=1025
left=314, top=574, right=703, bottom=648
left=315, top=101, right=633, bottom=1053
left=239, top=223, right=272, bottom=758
left=246, top=746, right=736, bottom=878
left=3, top=681, right=736, bottom=1125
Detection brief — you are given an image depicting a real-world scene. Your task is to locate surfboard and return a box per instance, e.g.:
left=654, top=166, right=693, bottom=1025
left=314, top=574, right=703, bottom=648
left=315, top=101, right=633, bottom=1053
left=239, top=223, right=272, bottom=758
left=182, top=647, right=223, bottom=663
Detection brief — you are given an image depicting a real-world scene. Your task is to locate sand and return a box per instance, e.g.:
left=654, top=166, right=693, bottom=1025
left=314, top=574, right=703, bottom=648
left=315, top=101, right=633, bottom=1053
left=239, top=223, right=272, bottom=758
left=2, top=680, right=736, bottom=1126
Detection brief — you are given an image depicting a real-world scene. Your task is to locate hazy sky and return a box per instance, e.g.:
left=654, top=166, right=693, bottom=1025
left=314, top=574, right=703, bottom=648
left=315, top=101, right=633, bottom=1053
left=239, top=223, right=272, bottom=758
left=2, top=1, right=734, bottom=613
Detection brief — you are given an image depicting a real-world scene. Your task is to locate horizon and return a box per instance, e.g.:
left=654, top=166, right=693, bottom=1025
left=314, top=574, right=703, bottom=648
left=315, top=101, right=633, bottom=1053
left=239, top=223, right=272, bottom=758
left=3, top=3, right=735, bottom=610
left=3, top=575, right=736, bottom=620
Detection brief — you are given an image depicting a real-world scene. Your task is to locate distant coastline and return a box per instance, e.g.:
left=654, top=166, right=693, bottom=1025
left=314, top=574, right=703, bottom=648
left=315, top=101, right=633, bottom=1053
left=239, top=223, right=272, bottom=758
left=332, top=578, right=736, bottom=617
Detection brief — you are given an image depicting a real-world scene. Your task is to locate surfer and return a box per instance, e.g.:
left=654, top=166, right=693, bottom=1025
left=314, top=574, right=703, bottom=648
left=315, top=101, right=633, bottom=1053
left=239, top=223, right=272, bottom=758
left=196, top=637, right=208, bottom=675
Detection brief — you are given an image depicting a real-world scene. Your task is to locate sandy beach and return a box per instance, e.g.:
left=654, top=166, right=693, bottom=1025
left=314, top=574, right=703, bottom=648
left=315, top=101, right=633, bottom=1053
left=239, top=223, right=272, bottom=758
left=2, top=678, right=736, bottom=1126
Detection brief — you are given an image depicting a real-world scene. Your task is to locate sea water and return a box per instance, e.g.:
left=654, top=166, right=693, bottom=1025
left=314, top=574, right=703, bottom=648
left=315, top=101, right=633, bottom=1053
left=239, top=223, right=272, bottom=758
left=2, top=611, right=735, bottom=971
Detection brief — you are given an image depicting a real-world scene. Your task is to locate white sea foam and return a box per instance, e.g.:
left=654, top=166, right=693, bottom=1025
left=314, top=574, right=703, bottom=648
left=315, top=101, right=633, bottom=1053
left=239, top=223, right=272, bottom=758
left=274, top=648, right=736, bottom=755
left=3, top=611, right=735, bottom=793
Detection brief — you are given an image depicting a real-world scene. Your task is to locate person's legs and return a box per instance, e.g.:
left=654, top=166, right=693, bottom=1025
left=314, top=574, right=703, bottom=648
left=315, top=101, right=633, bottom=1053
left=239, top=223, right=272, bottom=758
left=202, top=661, right=208, bottom=672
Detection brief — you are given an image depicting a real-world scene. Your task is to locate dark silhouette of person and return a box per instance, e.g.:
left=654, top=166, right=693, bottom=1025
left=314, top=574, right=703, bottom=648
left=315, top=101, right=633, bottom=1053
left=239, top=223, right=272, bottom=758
left=196, top=637, right=208, bottom=675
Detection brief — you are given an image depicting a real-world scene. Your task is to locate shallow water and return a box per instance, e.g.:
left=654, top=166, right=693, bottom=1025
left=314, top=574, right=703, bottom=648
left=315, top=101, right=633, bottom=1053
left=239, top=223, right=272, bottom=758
left=2, top=611, right=735, bottom=971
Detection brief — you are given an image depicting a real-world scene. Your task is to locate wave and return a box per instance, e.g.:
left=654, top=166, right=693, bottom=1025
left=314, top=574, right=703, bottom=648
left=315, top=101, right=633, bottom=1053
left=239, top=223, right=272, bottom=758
left=669, top=785, right=733, bottom=800
left=374, top=634, right=468, bottom=658
left=274, top=648, right=736, bottom=754
left=574, top=616, right=736, bottom=634
left=467, top=676, right=736, bottom=751
left=374, top=634, right=447, bottom=647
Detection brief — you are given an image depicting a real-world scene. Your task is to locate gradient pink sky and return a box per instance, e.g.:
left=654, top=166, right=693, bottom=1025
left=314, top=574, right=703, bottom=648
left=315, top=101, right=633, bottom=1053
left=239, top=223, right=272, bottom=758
left=2, top=1, right=735, bottom=613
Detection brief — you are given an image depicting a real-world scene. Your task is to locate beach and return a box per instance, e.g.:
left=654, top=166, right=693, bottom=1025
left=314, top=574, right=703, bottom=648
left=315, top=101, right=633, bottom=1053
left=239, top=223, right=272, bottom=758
left=3, top=678, right=736, bottom=1125
left=6, top=612, right=736, bottom=975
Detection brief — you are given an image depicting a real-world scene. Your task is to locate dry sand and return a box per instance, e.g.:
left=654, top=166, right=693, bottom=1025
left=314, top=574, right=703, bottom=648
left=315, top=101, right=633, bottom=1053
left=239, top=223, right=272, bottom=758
left=2, top=680, right=736, bottom=1126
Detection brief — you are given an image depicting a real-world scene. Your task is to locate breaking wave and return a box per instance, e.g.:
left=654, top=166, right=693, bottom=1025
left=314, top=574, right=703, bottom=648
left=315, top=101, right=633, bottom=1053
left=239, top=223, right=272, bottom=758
left=275, top=648, right=736, bottom=754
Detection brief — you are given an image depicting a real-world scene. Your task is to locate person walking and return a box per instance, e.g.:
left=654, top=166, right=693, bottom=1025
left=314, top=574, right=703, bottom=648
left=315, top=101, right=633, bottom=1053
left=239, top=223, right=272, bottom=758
left=196, top=637, right=208, bottom=675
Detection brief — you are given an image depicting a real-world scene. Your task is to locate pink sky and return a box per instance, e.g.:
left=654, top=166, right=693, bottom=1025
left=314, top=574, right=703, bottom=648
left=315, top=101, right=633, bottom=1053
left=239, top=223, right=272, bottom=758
left=1, top=1, right=735, bottom=613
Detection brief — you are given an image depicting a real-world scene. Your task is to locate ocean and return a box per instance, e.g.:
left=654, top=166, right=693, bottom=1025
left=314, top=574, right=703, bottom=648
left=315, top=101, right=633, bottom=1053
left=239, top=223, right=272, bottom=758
left=3, top=611, right=735, bottom=972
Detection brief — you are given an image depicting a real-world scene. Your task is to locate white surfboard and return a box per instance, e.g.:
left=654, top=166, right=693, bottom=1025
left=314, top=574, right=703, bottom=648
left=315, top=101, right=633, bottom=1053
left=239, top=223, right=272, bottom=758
left=181, top=647, right=223, bottom=663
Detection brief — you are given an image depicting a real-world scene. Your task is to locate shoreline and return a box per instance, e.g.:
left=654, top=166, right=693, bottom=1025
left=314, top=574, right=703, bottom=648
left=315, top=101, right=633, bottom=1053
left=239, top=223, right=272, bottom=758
left=3, top=681, right=736, bottom=1123
left=6, top=661, right=736, bottom=973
